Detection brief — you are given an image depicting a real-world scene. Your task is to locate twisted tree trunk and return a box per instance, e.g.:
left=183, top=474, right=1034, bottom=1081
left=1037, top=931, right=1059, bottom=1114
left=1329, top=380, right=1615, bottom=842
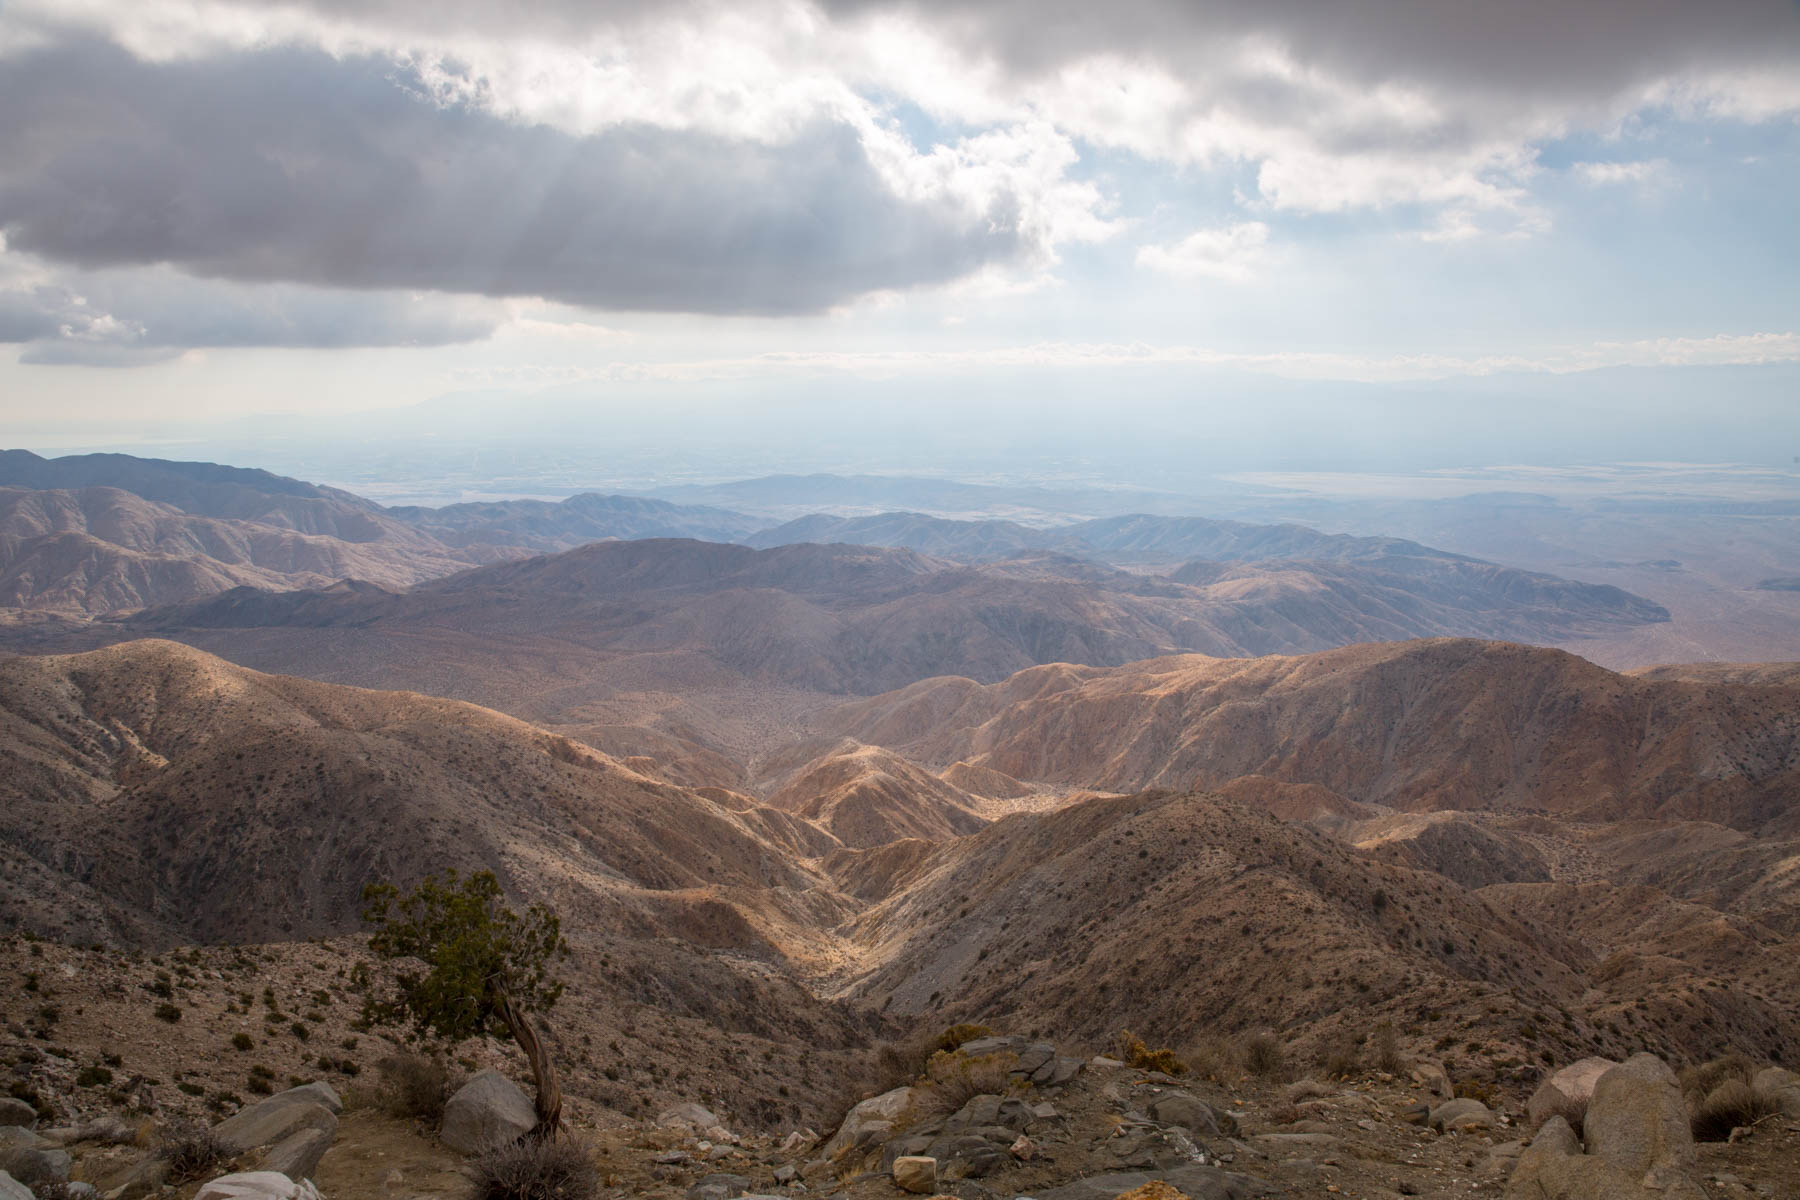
left=495, top=987, right=563, bottom=1142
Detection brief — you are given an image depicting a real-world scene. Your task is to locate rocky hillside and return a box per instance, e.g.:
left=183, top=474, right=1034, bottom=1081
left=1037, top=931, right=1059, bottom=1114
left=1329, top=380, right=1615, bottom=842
left=831, top=638, right=1800, bottom=832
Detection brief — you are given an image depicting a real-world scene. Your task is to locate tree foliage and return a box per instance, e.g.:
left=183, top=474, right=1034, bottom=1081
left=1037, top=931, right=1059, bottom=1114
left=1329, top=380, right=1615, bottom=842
left=360, top=869, right=568, bottom=1043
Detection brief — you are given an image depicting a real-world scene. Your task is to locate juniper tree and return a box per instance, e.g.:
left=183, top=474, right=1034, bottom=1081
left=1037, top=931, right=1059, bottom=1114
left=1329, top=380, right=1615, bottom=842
left=361, top=869, right=570, bottom=1140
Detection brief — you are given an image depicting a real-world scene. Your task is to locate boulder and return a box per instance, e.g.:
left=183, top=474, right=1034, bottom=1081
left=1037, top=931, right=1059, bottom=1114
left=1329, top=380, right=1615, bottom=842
left=1504, top=1114, right=1706, bottom=1200
left=260, top=1127, right=332, bottom=1181
left=1148, top=1092, right=1225, bottom=1138
left=0, top=1102, right=34, bottom=1131
left=1582, top=1054, right=1694, bottom=1178
left=0, top=1170, right=33, bottom=1200
left=956, top=1037, right=1017, bottom=1057
left=1526, top=1057, right=1617, bottom=1130
left=1431, top=1098, right=1495, bottom=1133
left=1752, top=1067, right=1800, bottom=1117
left=193, top=1172, right=322, bottom=1200
left=821, top=1086, right=914, bottom=1158
left=440, top=1069, right=535, bottom=1154
left=658, top=1103, right=721, bottom=1132
left=96, top=1154, right=168, bottom=1200
left=212, top=1087, right=338, bottom=1156
left=1012, top=1043, right=1057, bottom=1075
left=891, top=1156, right=937, bottom=1194
left=1409, top=1060, right=1453, bottom=1101
left=280, top=1084, right=342, bottom=1116
left=0, top=1138, right=71, bottom=1186
left=684, top=1172, right=750, bottom=1200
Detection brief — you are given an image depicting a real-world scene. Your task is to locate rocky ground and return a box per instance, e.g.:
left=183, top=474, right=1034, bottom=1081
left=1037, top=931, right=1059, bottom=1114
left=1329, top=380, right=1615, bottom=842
left=5, top=956, right=1799, bottom=1200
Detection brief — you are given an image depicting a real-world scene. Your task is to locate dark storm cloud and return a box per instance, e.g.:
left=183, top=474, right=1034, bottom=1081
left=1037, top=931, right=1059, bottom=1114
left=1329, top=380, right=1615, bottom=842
left=0, top=38, right=1021, bottom=316
left=818, top=0, right=1800, bottom=103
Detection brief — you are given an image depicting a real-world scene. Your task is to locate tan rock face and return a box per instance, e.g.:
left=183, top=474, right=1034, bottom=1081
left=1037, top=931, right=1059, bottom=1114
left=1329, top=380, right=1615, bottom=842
left=1582, top=1054, right=1696, bottom=1178
left=892, top=1155, right=938, bottom=1194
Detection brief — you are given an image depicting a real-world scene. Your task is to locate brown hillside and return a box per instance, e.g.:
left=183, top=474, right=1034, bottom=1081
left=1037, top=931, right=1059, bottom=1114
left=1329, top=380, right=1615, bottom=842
left=830, top=638, right=1800, bottom=831
left=0, top=639, right=844, bottom=959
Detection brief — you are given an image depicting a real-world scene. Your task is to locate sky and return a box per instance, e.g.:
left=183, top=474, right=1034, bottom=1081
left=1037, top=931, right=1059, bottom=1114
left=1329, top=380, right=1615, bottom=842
left=1, top=0, right=1798, bottom=481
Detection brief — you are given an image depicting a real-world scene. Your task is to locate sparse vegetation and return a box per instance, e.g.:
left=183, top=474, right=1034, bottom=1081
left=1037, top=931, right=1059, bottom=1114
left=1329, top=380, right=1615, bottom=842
left=157, top=1120, right=229, bottom=1183
left=231, top=1032, right=254, bottom=1051
left=153, top=1002, right=182, bottom=1023
left=376, top=1052, right=454, bottom=1123
left=1682, top=1056, right=1782, bottom=1141
left=909, top=1050, right=1020, bottom=1120
left=362, top=870, right=570, bottom=1140
left=467, top=1134, right=598, bottom=1200
left=1243, top=1032, right=1286, bottom=1079
left=1115, top=1030, right=1187, bottom=1076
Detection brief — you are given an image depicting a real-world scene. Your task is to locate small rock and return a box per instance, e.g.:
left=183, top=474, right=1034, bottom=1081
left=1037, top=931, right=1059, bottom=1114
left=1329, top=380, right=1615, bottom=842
left=1430, top=1098, right=1494, bottom=1134
left=1009, top=1136, right=1036, bottom=1161
left=891, top=1156, right=936, bottom=1194
left=774, top=1165, right=798, bottom=1184
left=655, top=1151, right=692, bottom=1165
left=0, top=1103, right=35, bottom=1132
left=779, top=1130, right=818, bottom=1155
left=686, top=1173, right=751, bottom=1200
left=1396, top=1103, right=1430, bottom=1126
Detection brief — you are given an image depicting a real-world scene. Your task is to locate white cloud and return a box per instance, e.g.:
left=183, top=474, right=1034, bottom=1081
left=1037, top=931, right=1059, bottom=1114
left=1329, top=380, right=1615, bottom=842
left=1136, top=222, right=1270, bottom=281
left=1572, top=158, right=1671, bottom=187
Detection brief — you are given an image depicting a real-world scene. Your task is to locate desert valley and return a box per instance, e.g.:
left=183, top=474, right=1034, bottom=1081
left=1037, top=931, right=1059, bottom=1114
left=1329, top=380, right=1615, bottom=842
left=2, top=449, right=1798, bottom=1200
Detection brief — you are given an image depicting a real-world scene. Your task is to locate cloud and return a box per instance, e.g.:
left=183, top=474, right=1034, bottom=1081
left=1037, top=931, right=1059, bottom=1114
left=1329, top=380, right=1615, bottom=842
left=0, top=37, right=1031, bottom=316
left=0, top=248, right=503, bottom=364
left=1136, top=222, right=1270, bottom=281
left=1573, top=159, right=1671, bottom=187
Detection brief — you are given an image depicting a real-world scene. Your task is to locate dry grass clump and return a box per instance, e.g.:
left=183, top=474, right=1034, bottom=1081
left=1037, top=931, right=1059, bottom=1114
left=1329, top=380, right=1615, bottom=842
left=377, top=1052, right=453, bottom=1123
left=156, top=1120, right=231, bottom=1183
left=467, top=1137, right=598, bottom=1200
left=1317, top=1030, right=1362, bottom=1080
left=1115, top=1030, right=1187, bottom=1076
left=1285, top=1079, right=1332, bottom=1103
left=1242, top=1032, right=1286, bottom=1079
left=932, top=1023, right=992, bottom=1053
left=1682, top=1057, right=1780, bottom=1142
left=908, top=1050, right=1020, bottom=1120
left=1372, top=1022, right=1405, bottom=1074
left=1180, top=1035, right=1240, bottom=1084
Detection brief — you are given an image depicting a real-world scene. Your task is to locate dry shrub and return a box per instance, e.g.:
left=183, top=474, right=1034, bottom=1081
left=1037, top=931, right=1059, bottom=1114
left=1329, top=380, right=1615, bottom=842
left=1263, top=1102, right=1302, bottom=1127
left=467, top=1136, right=598, bottom=1200
left=1679, top=1053, right=1755, bottom=1102
left=1115, top=1030, right=1187, bottom=1076
left=869, top=1029, right=941, bottom=1094
left=378, top=1052, right=453, bottom=1123
left=1317, top=1031, right=1361, bottom=1080
left=1181, top=1035, right=1240, bottom=1084
left=1372, top=1023, right=1405, bottom=1074
left=1285, top=1078, right=1331, bottom=1103
left=1690, top=1078, right=1780, bottom=1142
left=1454, top=1077, right=1496, bottom=1105
left=909, top=1050, right=1019, bottom=1121
left=933, top=1024, right=993, bottom=1054
left=157, top=1120, right=230, bottom=1183
left=1242, top=1032, right=1286, bottom=1080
